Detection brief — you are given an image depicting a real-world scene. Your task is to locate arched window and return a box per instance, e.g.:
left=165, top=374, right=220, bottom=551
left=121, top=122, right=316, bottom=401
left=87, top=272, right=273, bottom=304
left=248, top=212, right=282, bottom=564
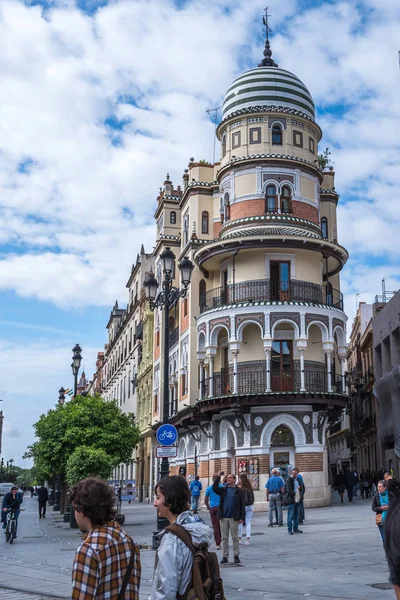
left=170, top=211, right=176, bottom=224
left=201, top=211, right=209, bottom=234
left=222, top=134, right=227, bottom=158
left=281, top=186, right=292, bottom=214
left=272, top=125, right=282, bottom=145
left=199, top=279, right=206, bottom=311
left=222, top=192, right=230, bottom=222
left=271, top=425, right=294, bottom=446
left=265, top=185, right=278, bottom=213
left=321, top=217, right=328, bottom=239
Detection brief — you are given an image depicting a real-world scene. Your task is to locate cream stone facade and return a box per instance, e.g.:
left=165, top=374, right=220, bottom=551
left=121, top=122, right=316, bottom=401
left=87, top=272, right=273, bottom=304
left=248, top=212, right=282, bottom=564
left=149, top=34, right=349, bottom=508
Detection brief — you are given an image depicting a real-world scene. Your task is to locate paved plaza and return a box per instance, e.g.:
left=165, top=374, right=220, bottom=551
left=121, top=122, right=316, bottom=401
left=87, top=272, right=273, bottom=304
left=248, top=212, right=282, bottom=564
left=0, top=494, right=395, bottom=599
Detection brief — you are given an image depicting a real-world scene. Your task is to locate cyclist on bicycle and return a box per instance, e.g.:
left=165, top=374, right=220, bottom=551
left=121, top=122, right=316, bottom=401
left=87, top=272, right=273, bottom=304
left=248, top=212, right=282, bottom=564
left=2, top=486, right=23, bottom=535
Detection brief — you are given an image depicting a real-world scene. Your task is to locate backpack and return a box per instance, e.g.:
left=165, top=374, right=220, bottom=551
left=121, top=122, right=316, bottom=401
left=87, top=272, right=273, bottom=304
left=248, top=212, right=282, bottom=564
left=166, top=523, right=225, bottom=600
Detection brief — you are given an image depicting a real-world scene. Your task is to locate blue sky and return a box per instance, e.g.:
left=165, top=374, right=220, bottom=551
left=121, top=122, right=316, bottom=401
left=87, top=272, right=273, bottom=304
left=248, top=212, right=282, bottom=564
left=0, top=0, right=400, bottom=465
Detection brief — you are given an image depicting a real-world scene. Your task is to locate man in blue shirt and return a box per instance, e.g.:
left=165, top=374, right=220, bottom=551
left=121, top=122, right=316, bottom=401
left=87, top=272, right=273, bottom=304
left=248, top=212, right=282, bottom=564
left=189, top=476, right=202, bottom=513
left=212, top=472, right=245, bottom=565
left=205, top=475, right=222, bottom=548
left=265, top=468, right=285, bottom=527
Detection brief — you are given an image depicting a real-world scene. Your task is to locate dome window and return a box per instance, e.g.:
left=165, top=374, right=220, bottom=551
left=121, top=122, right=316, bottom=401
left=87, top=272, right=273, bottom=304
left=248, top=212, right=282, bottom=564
left=272, top=125, right=282, bottom=146
left=250, top=127, right=261, bottom=144
left=281, top=186, right=292, bottom=215
left=201, top=211, right=209, bottom=234
left=232, top=131, right=241, bottom=149
left=222, top=134, right=227, bottom=158
left=309, top=137, right=315, bottom=154
left=221, top=192, right=231, bottom=223
left=170, top=211, right=176, bottom=224
left=265, top=185, right=278, bottom=214
left=321, top=217, right=328, bottom=239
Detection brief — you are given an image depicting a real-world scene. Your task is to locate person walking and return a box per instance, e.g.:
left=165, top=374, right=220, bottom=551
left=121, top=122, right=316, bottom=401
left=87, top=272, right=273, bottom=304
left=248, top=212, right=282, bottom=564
left=152, top=475, right=212, bottom=599
left=360, top=470, right=369, bottom=499
left=284, top=468, right=303, bottom=535
left=70, top=477, right=141, bottom=600
left=212, top=472, right=245, bottom=565
left=37, top=484, right=49, bottom=519
left=265, top=468, right=285, bottom=527
left=205, top=475, right=222, bottom=549
left=334, top=470, right=346, bottom=503
left=372, top=480, right=389, bottom=547
left=384, top=488, right=400, bottom=599
left=237, top=473, right=255, bottom=545
left=346, top=469, right=357, bottom=502
left=294, top=468, right=306, bottom=524
left=189, top=475, right=202, bottom=513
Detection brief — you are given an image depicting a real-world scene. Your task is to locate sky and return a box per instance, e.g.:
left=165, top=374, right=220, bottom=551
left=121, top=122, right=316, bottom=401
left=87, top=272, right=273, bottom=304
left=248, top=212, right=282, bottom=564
left=0, top=0, right=399, bottom=466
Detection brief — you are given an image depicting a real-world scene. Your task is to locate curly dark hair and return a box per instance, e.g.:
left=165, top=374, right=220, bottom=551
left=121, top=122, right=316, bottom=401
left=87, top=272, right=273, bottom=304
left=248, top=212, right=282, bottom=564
left=155, top=475, right=190, bottom=515
left=69, top=477, right=116, bottom=526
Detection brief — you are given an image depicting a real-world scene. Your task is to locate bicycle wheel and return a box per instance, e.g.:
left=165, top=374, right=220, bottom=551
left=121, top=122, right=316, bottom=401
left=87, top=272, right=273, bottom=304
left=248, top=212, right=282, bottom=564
left=5, top=524, right=10, bottom=543
left=9, top=521, right=15, bottom=544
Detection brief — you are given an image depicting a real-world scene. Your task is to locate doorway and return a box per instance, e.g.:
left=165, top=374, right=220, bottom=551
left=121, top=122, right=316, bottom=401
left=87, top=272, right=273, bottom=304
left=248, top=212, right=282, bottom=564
left=270, top=261, right=290, bottom=301
left=271, top=341, right=293, bottom=391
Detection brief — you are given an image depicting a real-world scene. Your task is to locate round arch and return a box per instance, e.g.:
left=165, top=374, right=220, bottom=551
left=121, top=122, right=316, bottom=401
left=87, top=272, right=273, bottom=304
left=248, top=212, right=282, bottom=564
left=333, top=325, right=346, bottom=347
left=237, top=319, right=264, bottom=342
left=178, top=437, right=187, bottom=459
left=220, top=419, right=238, bottom=451
left=271, top=319, right=300, bottom=340
left=261, top=413, right=306, bottom=447
left=278, top=180, right=295, bottom=195
left=210, top=323, right=230, bottom=347
left=262, top=179, right=279, bottom=195
left=197, top=331, right=206, bottom=352
left=306, top=320, right=329, bottom=343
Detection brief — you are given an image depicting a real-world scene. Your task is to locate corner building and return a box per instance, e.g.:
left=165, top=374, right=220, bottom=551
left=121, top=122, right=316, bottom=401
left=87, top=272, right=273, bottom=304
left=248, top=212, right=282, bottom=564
left=160, top=39, right=349, bottom=508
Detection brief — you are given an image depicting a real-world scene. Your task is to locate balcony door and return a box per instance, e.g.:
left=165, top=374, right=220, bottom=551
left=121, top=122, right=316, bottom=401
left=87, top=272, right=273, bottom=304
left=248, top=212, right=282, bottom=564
left=271, top=341, right=293, bottom=392
left=270, top=261, right=290, bottom=301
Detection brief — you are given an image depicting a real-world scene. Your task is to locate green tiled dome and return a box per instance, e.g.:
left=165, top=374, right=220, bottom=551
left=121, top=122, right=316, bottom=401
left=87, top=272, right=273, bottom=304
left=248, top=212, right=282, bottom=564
left=222, top=67, right=315, bottom=121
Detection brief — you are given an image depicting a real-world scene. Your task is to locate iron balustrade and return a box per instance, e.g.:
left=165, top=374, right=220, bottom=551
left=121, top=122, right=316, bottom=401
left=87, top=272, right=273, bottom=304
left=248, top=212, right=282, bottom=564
left=200, top=362, right=341, bottom=399
left=199, top=279, right=343, bottom=313
left=168, top=326, right=179, bottom=348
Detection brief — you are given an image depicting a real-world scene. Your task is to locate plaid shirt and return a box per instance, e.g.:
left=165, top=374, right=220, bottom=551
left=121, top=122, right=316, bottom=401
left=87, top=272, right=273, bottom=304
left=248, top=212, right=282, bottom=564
left=71, top=521, right=141, bottom=600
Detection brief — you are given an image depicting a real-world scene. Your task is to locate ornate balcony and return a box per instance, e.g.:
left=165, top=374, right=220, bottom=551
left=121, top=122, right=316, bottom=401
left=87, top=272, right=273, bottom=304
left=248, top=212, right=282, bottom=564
left=200, top=279, right=343, bottom=313
left=201, top=360, right=345, bottom=400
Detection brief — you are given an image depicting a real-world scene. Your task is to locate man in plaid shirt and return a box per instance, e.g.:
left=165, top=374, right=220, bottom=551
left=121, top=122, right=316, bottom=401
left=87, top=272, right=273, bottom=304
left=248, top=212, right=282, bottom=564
left=70, top=477, right=141, bottom=599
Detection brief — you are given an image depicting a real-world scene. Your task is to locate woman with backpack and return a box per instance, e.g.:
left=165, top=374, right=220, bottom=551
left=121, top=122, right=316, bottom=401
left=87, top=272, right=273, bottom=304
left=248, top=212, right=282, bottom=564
left=372, top=479, right=390, bottom=547
left=237, top=473, right=255, bottom=545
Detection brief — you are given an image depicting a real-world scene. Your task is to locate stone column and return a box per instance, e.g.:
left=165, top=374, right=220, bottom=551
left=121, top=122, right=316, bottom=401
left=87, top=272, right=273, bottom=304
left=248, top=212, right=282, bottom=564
left=262, top=340, right=272, bottom=393
left=323, top=342, right=334, bottom=393
left=337, top=346, right=347, bottom=394
left=199, top=360, right=204, bottom=400
left=208, top=356, right=214, bottom=398
left=296, top=339, right=307, bottom=392
left=232, top=351, right=239, bottom=394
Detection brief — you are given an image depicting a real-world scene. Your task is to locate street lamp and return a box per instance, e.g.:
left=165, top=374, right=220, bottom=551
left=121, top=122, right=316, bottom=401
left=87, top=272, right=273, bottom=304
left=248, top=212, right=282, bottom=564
left=71, top=344, right=83, bottom=397
left=58, top=387, right=66, bottom=406
left=144, top=248, right=194, bottom=531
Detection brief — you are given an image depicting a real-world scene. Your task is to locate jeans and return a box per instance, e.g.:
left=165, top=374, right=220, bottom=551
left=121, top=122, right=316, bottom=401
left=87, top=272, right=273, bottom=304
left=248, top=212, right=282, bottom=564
left=220, top=518, right=240, bottom=558
left=298, top=499, right=305, bottom=523
left=191, top=496, right=200, bottom=511
left=209, top=507, right=221, bottom=546
left=287, top=502, right=300, bottom=532
left=268, top=494, right=283, bottom=525
left=378, top=524, right=385, bottom=544
left=238, top=505, right=254, bottom=538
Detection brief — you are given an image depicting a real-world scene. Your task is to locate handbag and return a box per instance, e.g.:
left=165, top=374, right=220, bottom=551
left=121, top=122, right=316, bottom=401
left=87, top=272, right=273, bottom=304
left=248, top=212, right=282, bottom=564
left=375, top=513, right=382, bottom=526
left=117, top=542, right=137, bottom=600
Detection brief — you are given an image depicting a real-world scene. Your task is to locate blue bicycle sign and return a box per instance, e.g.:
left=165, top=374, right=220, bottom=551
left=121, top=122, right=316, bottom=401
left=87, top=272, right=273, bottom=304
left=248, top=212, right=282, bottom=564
left=156, top=424, right=178, bottom=446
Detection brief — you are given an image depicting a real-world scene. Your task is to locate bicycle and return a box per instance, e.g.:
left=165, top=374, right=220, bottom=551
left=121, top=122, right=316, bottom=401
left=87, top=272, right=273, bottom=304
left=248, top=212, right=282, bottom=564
left=4, top=508, right=22, bottom=544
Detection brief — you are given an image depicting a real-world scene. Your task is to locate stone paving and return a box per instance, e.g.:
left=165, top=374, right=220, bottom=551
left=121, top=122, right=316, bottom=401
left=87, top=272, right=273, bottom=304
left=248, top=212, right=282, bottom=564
left=0, top=493, right=395, bottom=599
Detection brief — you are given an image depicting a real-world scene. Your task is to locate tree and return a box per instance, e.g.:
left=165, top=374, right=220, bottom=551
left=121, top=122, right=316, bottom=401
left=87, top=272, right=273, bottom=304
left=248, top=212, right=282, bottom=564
left=25, top=394, right=140, bottom=505
left=317, top=147, right=333, bottom=171
left=66, top=447, right=113, bottom=486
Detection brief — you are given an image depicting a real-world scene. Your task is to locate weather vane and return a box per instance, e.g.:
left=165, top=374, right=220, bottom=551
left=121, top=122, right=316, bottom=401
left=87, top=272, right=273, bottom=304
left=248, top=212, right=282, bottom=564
left=259, top=6, right=278, bottom=68
left=263, top=7, right=272, bottom=42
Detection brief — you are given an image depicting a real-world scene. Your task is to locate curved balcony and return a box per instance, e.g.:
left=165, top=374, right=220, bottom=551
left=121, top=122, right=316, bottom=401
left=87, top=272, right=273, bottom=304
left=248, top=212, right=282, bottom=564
left=201, top=361, right=345, bottom=399
left=200, top=279, right=343, bottom=313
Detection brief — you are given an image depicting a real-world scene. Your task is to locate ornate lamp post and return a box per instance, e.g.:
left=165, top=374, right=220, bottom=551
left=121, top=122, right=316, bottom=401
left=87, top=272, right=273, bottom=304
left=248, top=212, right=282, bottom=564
left=58, top=387, right=66, bottom=406
left=144, top=248, right=194, bottom=533
left=71, top=344, right=83, bottom=397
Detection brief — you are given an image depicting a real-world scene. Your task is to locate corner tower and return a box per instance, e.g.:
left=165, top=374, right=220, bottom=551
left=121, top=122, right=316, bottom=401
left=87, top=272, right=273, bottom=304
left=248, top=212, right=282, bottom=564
left=168, top=17, right=349, bottom=508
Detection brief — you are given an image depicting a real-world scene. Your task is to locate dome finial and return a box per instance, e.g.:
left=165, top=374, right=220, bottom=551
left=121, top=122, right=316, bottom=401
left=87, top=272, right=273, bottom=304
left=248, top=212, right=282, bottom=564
left=258, top=7, right=278, bottom=68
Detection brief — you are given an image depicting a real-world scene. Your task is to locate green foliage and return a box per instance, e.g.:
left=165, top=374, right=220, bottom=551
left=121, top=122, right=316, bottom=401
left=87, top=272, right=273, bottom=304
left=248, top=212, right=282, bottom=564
left=66, top=447, right=113, bottom=486
left=13, top=466, right=37, bottom=487
left=317, top=147, right=333, bottom=171
left=25, top=394, right=140, bottom=481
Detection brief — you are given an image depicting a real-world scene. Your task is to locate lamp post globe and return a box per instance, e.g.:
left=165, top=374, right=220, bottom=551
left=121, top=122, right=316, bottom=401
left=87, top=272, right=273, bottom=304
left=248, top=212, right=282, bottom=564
left=178, top=256, right=194, bottom=287
left=58, top=387, right=66, bottom=406
left=71, top=344, right=83, bottom=398
left=144, top=271, right=159, bottom=303
left=160, top=247, right=175, bottom=274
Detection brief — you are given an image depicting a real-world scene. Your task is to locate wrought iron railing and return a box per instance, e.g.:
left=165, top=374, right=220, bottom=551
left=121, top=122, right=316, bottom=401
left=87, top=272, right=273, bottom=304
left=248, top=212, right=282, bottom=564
left=200, top=361, right=342, bottom=399
left=168, top=326, right=179, bottom=348
left=200, top=279, right=343, bottom=313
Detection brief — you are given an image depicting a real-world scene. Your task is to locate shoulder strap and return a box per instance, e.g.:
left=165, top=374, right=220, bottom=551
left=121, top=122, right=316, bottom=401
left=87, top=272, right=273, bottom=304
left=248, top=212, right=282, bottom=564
left=117, top=540, right=137, bottom=600
left=165, top=523, right=196, bottom=554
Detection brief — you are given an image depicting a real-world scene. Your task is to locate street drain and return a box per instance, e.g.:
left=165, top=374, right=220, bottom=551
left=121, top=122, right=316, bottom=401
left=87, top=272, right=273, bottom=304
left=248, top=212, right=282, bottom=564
left=368, top=583, right=393, bottom=590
